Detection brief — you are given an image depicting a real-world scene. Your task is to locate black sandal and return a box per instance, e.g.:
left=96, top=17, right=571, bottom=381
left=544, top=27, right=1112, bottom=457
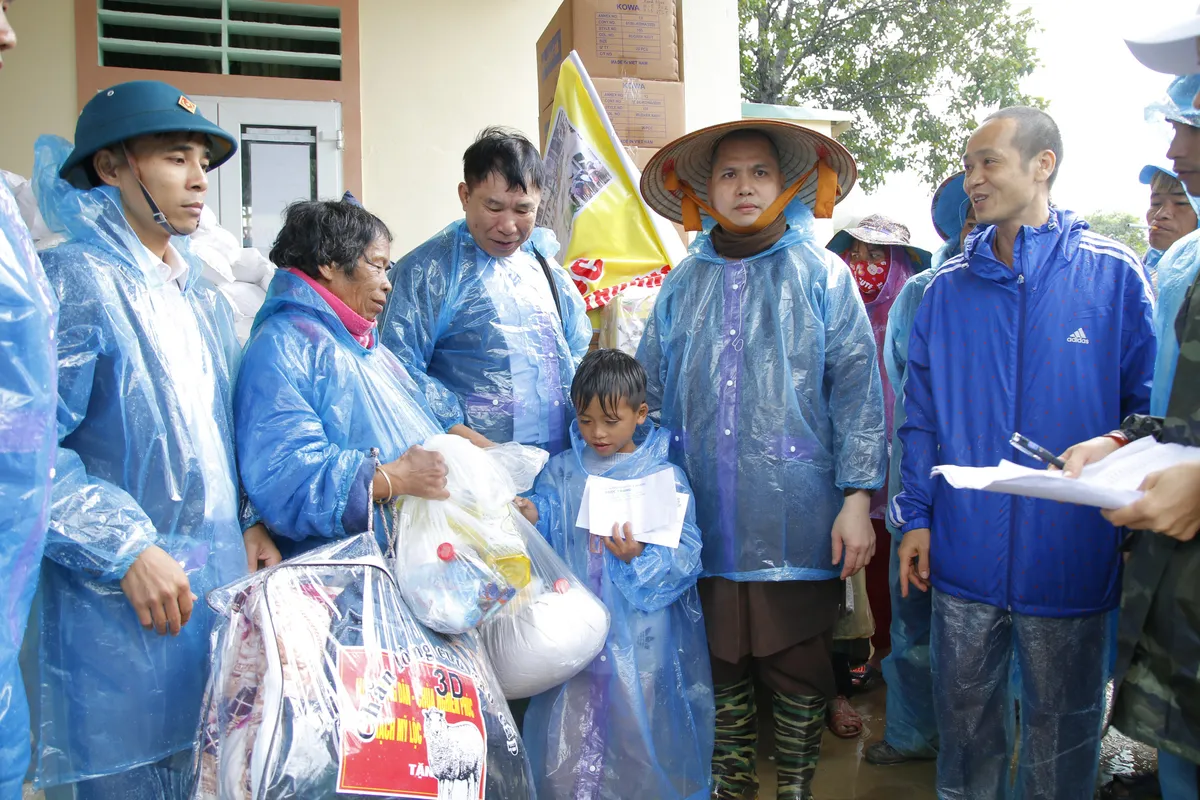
left=849, top=662, right=881, bottom=692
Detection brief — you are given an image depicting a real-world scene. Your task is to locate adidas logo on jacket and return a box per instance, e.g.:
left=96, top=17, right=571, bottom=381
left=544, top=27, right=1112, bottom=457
left=890, top=209, right=1156, bottom=617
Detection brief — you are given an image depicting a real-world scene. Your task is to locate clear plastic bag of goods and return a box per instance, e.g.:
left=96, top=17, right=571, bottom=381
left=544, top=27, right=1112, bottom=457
left=476, top=510, right=610, bottom=699
left=598, top=285, right=659, bottom=356
left=232, top=246, right=275, bottom=289
left=388, top=437, right=609, bottom=697
left=388, top=437, right=547, bottom=635
left=189, top=534, right=535, bottom=800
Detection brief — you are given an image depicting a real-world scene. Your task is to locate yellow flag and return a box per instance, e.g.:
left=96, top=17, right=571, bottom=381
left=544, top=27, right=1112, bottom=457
left=538, top=51, right=687, bottom=311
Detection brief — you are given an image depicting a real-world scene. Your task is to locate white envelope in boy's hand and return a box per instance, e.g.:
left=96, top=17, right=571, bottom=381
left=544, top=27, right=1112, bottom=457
left=574, top=469, right=687, bottom=548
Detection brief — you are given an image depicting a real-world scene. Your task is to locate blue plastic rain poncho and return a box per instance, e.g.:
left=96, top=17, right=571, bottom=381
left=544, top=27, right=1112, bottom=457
left=524, top=423, right=713, bottom=800
left=235, top=269, right=444, bottom=558
left=379, top=220, right=592, bottom=454
left=637, top=205, right=886, bottom=581
left=24, top=136, right=249, bottom=787
left=1145, top=75, right=1200, bottom=415
left=873, top=175, right=972, bottom=759
left=1147, top=73, right=1200, bottom=129
left=930, top=238, right=959, bottom=270
left=877, top=265, right=941, bottom=758
left=1152, top=228, right=1200, bottom=415
left=0, top=177, right=58, bottom=796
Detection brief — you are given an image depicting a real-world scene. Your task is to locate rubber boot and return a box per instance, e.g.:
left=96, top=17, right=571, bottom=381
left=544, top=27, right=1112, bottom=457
left=772, top=691, right=826, bottom=800
left=711, top=677, right=758, bottom=800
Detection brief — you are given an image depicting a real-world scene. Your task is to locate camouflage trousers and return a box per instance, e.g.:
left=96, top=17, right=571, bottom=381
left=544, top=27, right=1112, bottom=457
left=1112, top=532, right=1200, bottom=766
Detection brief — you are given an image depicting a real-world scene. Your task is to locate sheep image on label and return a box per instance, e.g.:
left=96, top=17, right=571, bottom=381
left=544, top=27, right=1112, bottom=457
left=422, top=706, right=485, bottom=800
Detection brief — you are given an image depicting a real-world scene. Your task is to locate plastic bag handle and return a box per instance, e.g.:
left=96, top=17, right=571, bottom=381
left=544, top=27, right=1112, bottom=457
left=532, top=248, right=566, bottom=333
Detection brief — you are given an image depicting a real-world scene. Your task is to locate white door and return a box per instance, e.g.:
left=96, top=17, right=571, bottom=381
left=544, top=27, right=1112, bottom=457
left=194, top=96, right=343, bottom=254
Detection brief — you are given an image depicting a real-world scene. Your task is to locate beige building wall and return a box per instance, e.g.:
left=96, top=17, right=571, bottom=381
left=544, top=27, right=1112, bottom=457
left=360, top=0, right=742, bottom=256
left=358, top=0, right=562, bottom=254
left=0, top=0, right=78, bottom=178
left=0, top=0, right=741, bottom=256
left=680, top=0, right=740, bottom=133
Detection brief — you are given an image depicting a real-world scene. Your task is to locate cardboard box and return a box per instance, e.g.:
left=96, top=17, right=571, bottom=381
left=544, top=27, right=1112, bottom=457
left=539, top=103, right=554, bottom=152
left=541, top=79, right=685, bottom=151
left=594, top=77, right=685, bottom=149
left=537, top=0, right=681, bottom=112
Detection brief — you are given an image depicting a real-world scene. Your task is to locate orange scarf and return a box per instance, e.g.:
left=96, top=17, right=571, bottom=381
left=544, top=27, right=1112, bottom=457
left=663, top=158, right=840, bottom=233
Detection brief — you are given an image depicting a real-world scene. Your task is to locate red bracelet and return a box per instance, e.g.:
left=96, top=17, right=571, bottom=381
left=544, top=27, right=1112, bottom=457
left=1103, top=432, right=1129, bottom=448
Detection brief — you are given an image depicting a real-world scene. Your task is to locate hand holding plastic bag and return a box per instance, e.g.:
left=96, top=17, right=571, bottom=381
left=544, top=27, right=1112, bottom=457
left=388, top=436, right=547, bottom=634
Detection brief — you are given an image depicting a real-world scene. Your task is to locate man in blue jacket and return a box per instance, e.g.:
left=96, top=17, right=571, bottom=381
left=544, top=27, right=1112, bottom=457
left=894, top=106, right=1157, bottom=798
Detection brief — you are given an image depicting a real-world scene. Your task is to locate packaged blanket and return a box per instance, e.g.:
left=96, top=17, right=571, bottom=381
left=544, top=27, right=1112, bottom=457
left=190, top=534, right=534, bottom=799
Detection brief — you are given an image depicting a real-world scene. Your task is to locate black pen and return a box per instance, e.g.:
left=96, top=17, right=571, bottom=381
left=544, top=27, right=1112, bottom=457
left=1010, top=432, right=1066, bottom=470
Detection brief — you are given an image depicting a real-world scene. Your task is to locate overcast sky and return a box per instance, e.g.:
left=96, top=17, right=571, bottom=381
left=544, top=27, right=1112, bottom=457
left=837, top=0, right=1197, bottom=251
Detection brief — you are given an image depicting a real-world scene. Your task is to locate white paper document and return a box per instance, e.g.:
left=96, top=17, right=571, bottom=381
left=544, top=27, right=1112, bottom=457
left=932, top=437, right=1200, bottom=509
left=574, top=468, right=688, bottom=548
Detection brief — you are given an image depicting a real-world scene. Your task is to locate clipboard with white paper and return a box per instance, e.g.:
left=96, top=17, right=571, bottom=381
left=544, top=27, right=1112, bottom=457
left=932, top=437, right=1200, bottom=509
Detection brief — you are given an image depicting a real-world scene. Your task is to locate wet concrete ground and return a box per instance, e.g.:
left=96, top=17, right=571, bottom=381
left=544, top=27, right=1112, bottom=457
left=753, top=680, right=1159, bottom=799
left=754, top=682, right=938, bottom=799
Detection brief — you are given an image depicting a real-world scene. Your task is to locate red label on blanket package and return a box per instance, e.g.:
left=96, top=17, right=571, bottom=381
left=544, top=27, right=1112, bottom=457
left=336, top=647, right=487, bottom=798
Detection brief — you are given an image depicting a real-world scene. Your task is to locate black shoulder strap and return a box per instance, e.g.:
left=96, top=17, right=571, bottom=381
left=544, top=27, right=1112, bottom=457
left=532, top=248, right=565, bottom=330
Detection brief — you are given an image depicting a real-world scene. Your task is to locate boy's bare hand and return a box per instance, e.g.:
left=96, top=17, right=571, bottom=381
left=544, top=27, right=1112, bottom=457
left=513, top=497, right=539, bottom=525
left=603, top=522, right=644, bottom=563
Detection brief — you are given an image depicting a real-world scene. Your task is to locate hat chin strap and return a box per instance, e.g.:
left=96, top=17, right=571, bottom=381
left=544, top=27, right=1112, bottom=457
left=664, top=158, right=840, bottom=233
left=122, top=145, right=188, bottom=238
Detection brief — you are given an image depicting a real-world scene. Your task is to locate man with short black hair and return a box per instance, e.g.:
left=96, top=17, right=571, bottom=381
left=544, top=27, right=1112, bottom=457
left=894, top=106, right=1157, bottom=797
left=380, top=127, right=591, bottom=456
left=982, top=106, right=1064, bottom=183
left=27, top=80, right=279, bottom=799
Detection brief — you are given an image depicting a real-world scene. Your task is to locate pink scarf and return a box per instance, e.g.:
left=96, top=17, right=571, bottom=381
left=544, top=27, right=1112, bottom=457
left=286, top=268, right=375, bottom=348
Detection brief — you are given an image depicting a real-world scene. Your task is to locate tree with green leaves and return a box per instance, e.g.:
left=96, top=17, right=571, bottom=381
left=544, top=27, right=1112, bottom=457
left=1085, top=210, right=1149, bottom=258
left=740, top=0, right=1045, bottom=192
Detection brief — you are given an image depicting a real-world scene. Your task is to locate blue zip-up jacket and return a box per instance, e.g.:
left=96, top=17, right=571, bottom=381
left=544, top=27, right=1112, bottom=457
left=894, top=209, right=1156, bottom=617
